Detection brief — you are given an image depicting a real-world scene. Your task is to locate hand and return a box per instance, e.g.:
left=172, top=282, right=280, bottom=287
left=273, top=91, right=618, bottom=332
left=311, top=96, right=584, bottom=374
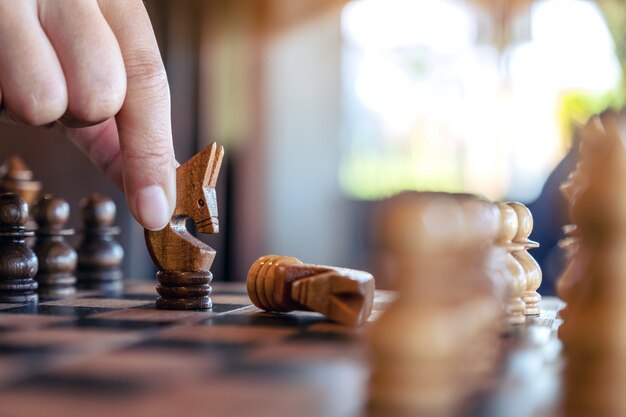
left=0, top=0, right=176, bottom=231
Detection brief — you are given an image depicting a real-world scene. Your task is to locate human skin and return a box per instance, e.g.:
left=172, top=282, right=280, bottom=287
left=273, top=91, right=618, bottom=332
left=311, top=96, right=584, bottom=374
left=0, top=0, right=176, bottom=231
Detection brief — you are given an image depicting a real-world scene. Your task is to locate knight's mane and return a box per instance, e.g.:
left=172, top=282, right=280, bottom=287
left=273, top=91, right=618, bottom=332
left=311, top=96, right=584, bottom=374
left=176, top=143, right=224, bottom=187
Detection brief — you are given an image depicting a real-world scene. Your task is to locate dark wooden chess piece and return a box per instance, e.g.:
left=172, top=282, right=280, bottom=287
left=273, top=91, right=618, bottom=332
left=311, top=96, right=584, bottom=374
left=0, top=193, right=38, bottom=303
left=33, top=195, right=77, bottom=297
left=145, top=143, right=224, bottom=310
left=77, top=194, right=124, bottom=292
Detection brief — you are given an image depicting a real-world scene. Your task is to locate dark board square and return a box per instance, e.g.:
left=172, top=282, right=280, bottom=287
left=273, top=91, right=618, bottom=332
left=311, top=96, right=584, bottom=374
left=51, top=318, right=176, bottom=331
left=211, top=303, right=249, bottom=313
left=129, top=338, right=254, bottom=356
left=0, top=305, right=113, bottom=317
left=13, top=373, right=145, bottom=397
left=207, top=312, right=326, bottom=328
left=0, top=343, right=60, bottom=356
left=286, top=331, right=356, bottom=343
left=220, top=360, right=314, bottom=379
left=131, top=303, right=248, bottom=314
left=84, top=293, right=157, bottom=301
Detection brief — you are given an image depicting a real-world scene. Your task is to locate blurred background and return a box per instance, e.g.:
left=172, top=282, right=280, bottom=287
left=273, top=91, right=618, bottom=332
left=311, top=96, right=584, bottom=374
left=1, top=0, right=624, bottom=294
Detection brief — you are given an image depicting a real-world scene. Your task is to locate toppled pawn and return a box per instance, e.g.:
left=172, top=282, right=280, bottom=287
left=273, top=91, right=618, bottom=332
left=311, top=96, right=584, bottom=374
left=33, top=195, right=77, bottom=296
left=77, top=194, right=124, bottom=292
left=247, top=255, right=375, bottom=326
left=0, top=193, right=38, bottom=303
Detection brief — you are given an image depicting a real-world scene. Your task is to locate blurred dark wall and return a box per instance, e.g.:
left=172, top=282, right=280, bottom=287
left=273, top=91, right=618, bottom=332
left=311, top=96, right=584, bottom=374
left=0, top=0, right=351, bottom=282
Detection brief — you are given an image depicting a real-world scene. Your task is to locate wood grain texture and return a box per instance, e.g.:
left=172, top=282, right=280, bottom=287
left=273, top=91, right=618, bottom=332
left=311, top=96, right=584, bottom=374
left=145, top=143, right=224, bottom=310
left=76, top=195, right=124, bottom=292
left=558, top=110, right=626, bottom=417
left=507, top=202, right=542, bottom=316
left=246, top=254, right=375, bottom=326
left=0, top=193, right=38, bottom=303
left=33, top=195, right=77, bottom=296
left=496, top=202, right=526, bottom=326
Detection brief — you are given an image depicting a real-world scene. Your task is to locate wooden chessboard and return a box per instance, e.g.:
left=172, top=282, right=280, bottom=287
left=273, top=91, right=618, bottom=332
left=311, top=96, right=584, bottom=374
left=0, top=283, right=563, bottom=417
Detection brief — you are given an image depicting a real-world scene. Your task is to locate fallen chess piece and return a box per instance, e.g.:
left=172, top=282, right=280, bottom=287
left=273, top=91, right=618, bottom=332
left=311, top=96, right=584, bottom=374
left=145, top=143, right=224, bottom=310
left=246, top=255, right=375, bottom=326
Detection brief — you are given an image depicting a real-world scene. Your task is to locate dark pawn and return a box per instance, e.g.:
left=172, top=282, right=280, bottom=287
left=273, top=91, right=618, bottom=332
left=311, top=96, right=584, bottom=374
left=76, top=194, right=124, bottom=292
left=0, top=193, right=38, bottom=303
left=33, top=195, right=77, bottom=297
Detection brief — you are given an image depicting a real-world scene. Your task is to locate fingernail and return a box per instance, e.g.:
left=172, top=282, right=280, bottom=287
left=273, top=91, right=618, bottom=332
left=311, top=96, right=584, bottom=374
left=137, top=185, right=171, bottom=231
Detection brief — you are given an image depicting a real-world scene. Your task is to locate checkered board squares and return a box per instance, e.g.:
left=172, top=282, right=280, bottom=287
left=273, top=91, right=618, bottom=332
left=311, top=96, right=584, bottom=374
left=0, top=282, right=381, bottom=417
left=0, top=281, right=563, bottom=417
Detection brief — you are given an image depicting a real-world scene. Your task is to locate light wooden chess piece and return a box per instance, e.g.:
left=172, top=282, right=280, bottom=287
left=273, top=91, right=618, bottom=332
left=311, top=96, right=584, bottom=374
left=246, top=255, right=374, bottom=326
left=495, top=202, right=526, bottom=325
left=556, top=116, right=605, bottom=307
left=368, top=193, right=503, bottom=417
left=33, top=195, right=77, bottom=296
left=558, top=110, right=626, bottom=417
left=145, top=143, right=224, bottom=310
left=0, top=156, right=42, bottom=208
left=507, top=202, right=541, bottom=316
left=555, top=224, right=580, bottom=304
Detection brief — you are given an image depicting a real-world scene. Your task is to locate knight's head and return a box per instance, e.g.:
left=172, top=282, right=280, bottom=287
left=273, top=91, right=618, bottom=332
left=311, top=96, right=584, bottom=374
left=177, top=143, right=224, bottom=234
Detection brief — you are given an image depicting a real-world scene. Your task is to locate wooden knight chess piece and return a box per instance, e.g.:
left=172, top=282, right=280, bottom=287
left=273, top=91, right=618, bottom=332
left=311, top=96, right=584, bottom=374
left=145, top=143, right=224, bottom=310
left=76, top=194, right=124, bottom=292
left=507, top=202, right=541, bottom=316
left=33, top=195, right=77, bottom=296
left=0, top=193, right=38, bottom=303
left=246, top=255, right=375, bottom=326
left=558, top=111, right=626, bottom=417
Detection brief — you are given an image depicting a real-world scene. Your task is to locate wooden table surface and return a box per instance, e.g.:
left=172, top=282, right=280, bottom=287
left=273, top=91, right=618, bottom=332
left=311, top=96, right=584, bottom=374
left=0, top=282, right=564, bottom=417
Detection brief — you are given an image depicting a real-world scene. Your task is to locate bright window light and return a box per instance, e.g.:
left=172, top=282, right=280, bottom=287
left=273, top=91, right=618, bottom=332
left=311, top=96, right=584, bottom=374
left=340, top=0, right=622, bottom=201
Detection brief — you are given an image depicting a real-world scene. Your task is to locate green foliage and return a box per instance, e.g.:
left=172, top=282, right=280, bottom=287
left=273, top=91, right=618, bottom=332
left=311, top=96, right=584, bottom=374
left=559, top=87, right=625, bottom=148
left=558, top=1, right=626, bottom=148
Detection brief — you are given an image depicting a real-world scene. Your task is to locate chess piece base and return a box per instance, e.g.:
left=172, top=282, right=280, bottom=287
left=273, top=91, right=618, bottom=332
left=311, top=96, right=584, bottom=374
left=522, top=290, right=541, bottom=316
left=0, top=292, right=38, bottom=303
left=77, top=269, right=123, bottom=292
left=0, top=277, right=38, bottom=303
left=36, top=273, right=76, bottom=297
left=155, top=271, right=212, bottom=310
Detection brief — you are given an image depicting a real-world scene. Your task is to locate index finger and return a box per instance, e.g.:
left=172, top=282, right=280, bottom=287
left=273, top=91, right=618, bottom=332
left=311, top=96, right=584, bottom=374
left=98, top=0, right=176, bottom=231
